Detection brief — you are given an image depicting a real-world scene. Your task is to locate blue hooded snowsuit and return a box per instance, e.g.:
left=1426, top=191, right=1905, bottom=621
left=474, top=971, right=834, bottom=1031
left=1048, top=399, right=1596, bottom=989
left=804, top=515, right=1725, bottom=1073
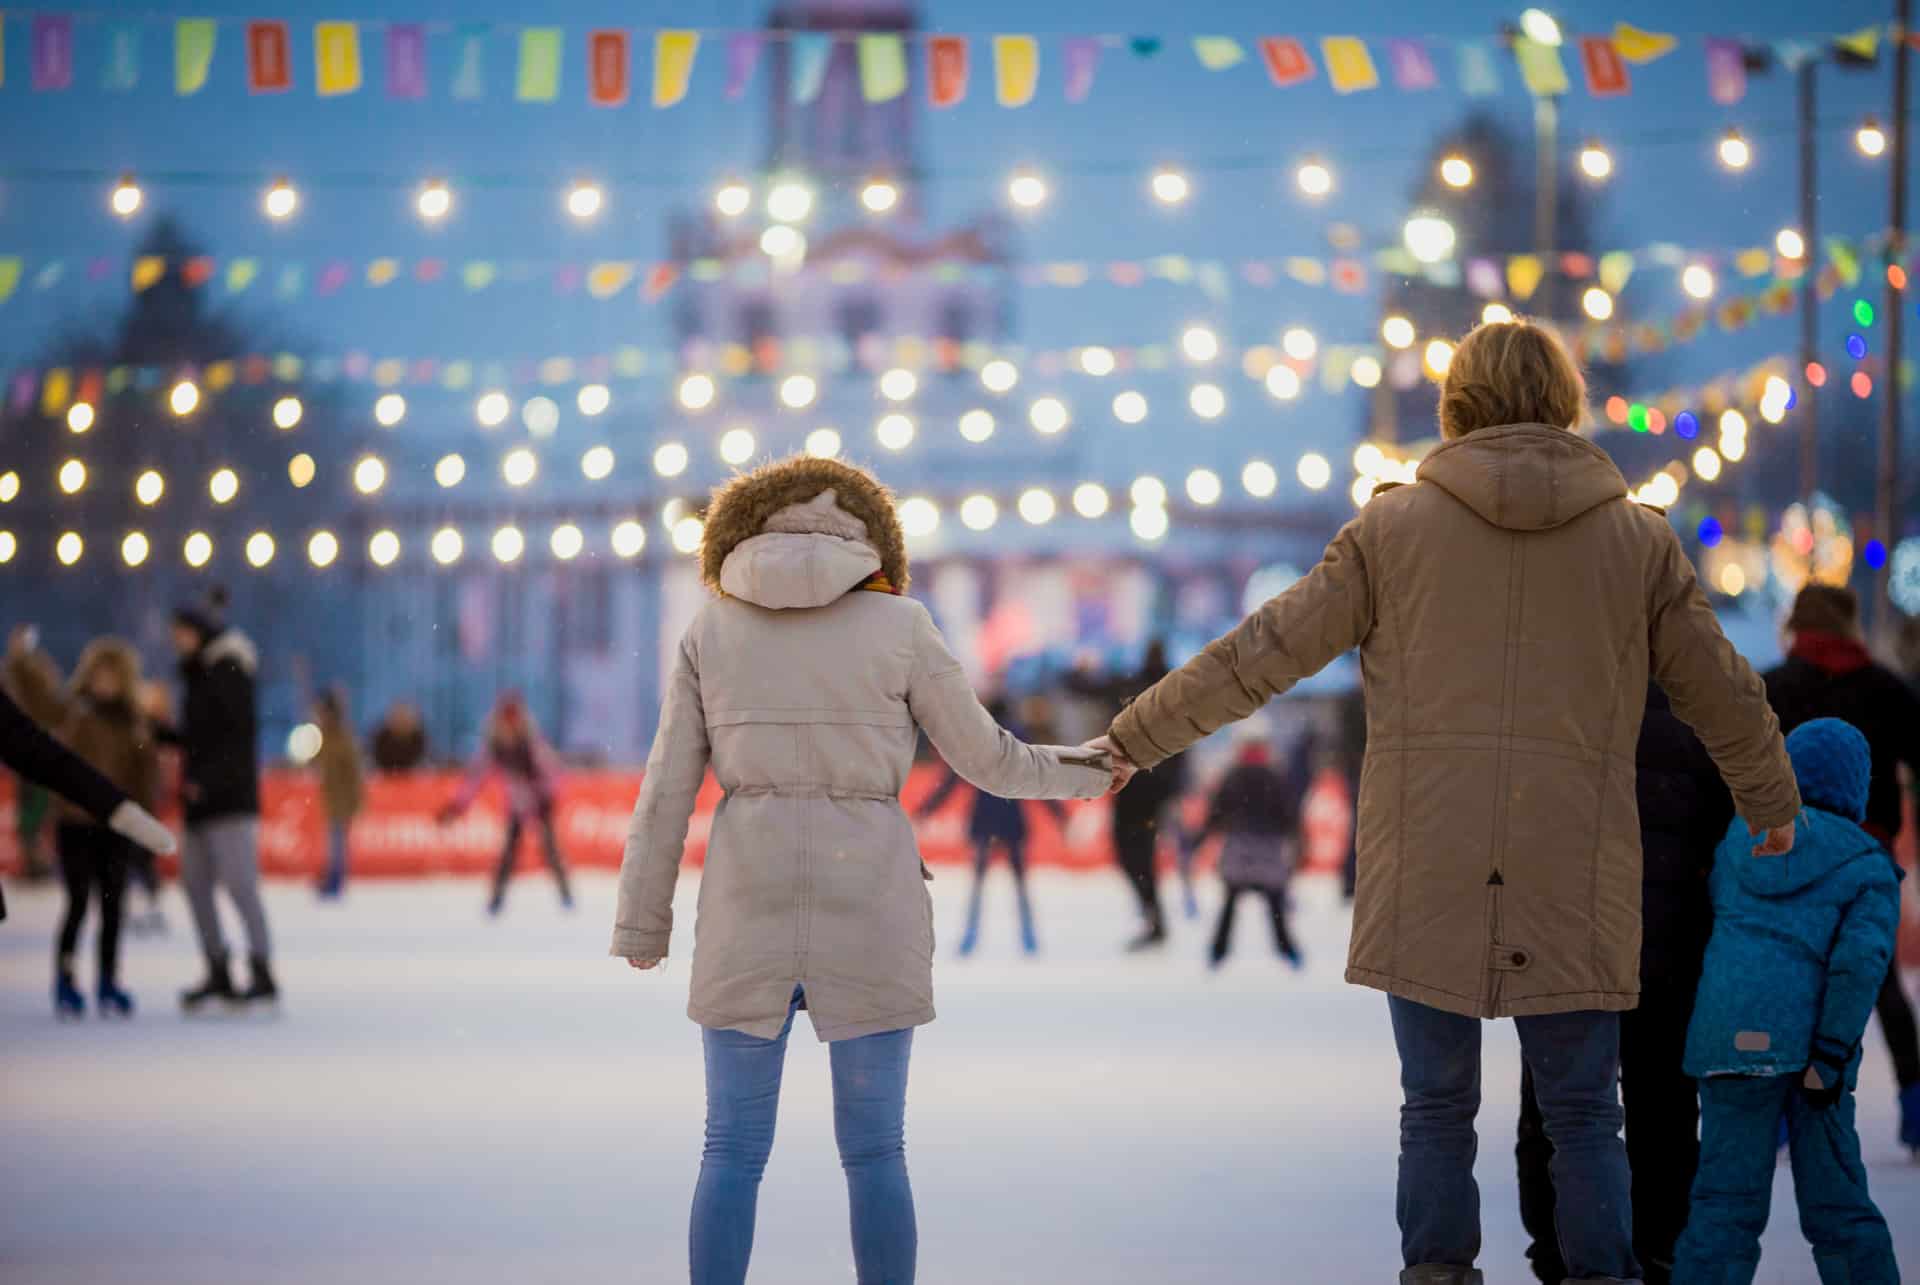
left=1672, top=719, right=1902, bottom=1285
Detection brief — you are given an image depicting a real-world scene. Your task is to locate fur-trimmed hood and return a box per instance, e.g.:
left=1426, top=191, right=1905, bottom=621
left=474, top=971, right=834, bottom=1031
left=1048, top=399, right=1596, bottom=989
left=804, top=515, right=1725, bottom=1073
left=71, top=637, right=143, bottom=705
left=700, top=456, right=908, bottom=604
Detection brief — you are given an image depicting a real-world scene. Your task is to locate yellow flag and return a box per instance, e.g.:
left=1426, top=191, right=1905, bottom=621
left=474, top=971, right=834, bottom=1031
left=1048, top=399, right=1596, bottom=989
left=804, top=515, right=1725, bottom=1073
left=132, top=256, right=166, bottom=291
left=205, top=360, right=235, bottom=391
left=1321, top=38, right=1379, bottom=93
left=367, top=258, right=399, bottom=286
left=653, top=30, right=698, bottom=107
left=227, top=259, right=258, bottom=292
left=40, top=369, right=72, bottom=415
left=1735, top=247, right=1773, bottom=278
left=1507, top=255, right=1545, bottom=301
left=315, top=22, right=362, bottom=96
left=1611, top=24, right=1676, bottom=65
left=1834, top=26, right=1880, bottom=61
left=993, top=35, right=1038, bottom=106
left=588, top=261, right=635, bottom=298
left=1513, top=37, right=1568, bottom=96
left=1598, top=251, right=1634, bottom=294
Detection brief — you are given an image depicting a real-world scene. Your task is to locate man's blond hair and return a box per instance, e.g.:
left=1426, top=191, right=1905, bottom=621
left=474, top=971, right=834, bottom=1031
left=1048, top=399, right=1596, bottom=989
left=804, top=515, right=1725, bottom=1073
left=1439, top=318, right=1586, bottom=439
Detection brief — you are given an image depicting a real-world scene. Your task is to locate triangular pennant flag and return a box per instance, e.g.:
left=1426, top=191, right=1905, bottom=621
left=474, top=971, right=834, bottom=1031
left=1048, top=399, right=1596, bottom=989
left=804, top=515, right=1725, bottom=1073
left=994, top=35, right=1039, bottom=106
left=1258, top=37, right=1314, bottom=86
left=1456, top=40, right=1501, bottom=95
left=181, top=257, right=214, bottom=288
left=1612, top=24, right=1676, bottom=64
left=1704, top=38, right=1745, bottom=104
left=724, top=33, right=761, bottom=99
left=588, top=30, right=629, bottom=106
left=175, top=19, right=216, bottom=95
left=131, top=257, right=166, bottom=291
left=462, top=262, right=497, bottom=291
left=315, top=22, right=362, bottom=96
left=1192, top=36, right=1245, bottom=71
left=643, top=262, right=680, bottom=300
left=1386, top=39, right=1437, bottom=90
left=102, top=23, right=141, bottom=90
left=1833, top=26, right=1880, bottom=62
left=247, top=21, right=292, bottom=93
left=40, top=368, right=72, bottom=415
left=367, top=259, right=399, bottom=286
left=653, top=30, right=698, bottom=107
left=1775, top=39, right=1820, bottom=71
left=452, top=25, right=487, bottom=99
left=791, top=34, right=832, bottom=103
left=1579, top=35, right=1629, bottom=96
left=1128, top=36, right=1161, bottom=58
left=928, top=35, right=968, bottom=106
left=858, top=33, right=907, bottom=102
left=1598, top=251, right=1634, bottom=293
left=1513, top=36, right=1569, bottom=96
left=588, top=262, right=635, bottom=298
left=1321, top=38, right=1378, bottom=93
left=387, top=24, right=427, bottom=98
left=1507, top=254, right=1545, bottom=300
left=226, top=259, right=258, bottom=292
left=517, top=27, right=562, bottom=101
left=1062, top=36, right=1100, bottom=101
left=31, top=15, right=74, bottom=91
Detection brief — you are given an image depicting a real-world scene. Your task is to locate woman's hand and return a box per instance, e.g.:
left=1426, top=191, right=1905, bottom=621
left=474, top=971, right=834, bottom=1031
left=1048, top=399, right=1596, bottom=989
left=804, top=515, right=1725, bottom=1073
left=1082, top=736, right=1138, bottom=793
left=626, top=956, right=663, bottom=971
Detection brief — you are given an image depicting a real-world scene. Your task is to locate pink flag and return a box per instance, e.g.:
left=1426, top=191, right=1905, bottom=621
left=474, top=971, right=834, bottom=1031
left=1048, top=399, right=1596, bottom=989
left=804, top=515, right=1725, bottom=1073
left=386, top=24, right=427, bottom=99
left=724, top=33, right=761, bottom=99
left=1062, top=36, right=1100, bottom=101
left=1386, top=39, right=1436, bottom=90
left=32, top=15, right=74, bottom=91
left=1704, top=37, right=1745, bottom=105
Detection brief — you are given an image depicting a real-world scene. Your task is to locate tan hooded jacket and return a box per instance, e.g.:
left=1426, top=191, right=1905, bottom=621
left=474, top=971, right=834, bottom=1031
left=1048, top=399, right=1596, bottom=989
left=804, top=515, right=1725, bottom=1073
left=1110, top=424, right=1799, bottom=1018
left=6, top=639, right=159, bottom=825
left=611, top=457, right=1109, bottom=1041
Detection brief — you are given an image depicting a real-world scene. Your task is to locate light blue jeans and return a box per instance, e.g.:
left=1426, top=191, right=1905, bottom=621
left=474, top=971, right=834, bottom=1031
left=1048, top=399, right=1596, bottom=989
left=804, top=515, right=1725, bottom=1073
left=691, top=986, right=916, bottom=1285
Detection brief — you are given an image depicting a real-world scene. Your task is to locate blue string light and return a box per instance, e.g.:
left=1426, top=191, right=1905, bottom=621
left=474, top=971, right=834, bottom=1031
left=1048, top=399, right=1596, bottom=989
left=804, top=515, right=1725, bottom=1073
left=1864, top=539, right=1888, bottom=570
left=1697, top=515, right=1723, bottom=547
left=1674, top=411, right=1699, bottom=439
left=1847, top=333, right=1869, bottom=361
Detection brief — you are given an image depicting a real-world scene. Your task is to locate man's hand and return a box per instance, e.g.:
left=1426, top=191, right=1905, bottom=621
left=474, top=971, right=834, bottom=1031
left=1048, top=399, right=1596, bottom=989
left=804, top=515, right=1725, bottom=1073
left=626, top=957, right=662, bottom=971
left=1082, top=736, right=1138, bottom=793
left=1751, top=820, right=1795, bottom=856
left=7, top=624, right=36, bottom=659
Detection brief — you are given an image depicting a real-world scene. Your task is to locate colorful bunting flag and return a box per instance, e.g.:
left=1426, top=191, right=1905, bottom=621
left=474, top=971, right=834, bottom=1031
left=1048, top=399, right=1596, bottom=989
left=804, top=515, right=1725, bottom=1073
left=247, top=21, right=292, bottom=94
left=1128, top=37, right=1162, bottom=58
left=1579, top=35, right=1629, bottom=96
left=452, top=25, right=487, bottom=100
left=40, top=369, right=71, bottom=415
left=175, top=19, right=216, bottom=95
left=462, top=262, right=496, bottom=291
left=653, top=30, right=698, bottom=107
left=1612, top=24, right=1677, bottom=64
left=1704, top=38, right=1745, bottom=105
left=517, top=27, right=562, bottom=102
left=1062, top=36, right=1100, bottom=102
left=791, top=34, right=832, bottom=103
left=643, top=262, right=679, bottom=300
left=315, top=22, right=362, bottom=96
left=103, top=23, right=141, bottom=90
left=1386, top=39, right=1436, bottom=90
left=1192, top=36, right=1245, bottom=71
left=1834, top=26, right=1880, bottom=61
left=994, top=35, right=1039, bottom=106
left=724, top=33, right=760, bottom=99
left=587, top=262, right=634, bottom=298
left=928, top=35, right=968, bottom=106
left=31, top=15, right=74, bottom=92
left=131, top=257, right=165, bottom=291
left=1321, top=38, right=1378, bottom=93
left=1456, top=40, right=1501, bottom=95
left=227, top=260, right=258, bottom=293
left=1258, top=37, right=1314, bottom=86
left=588, top=30, right=629, bottom=106
left=1513, top=36, right=1569, bottom=96
left=858, top=33, right=907, bottom=102
left=387, top=24, right=427, bottom=99
left=1598, top=251, right=1634, bottom=293
left=1507, top=254, right=1545, bottom=300
left=367, top=258, right=398, bottom=286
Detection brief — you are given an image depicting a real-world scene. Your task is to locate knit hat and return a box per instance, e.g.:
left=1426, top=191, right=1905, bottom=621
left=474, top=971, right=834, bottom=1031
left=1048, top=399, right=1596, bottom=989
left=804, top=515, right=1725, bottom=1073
left=1785, top=717, right=1871, bottom=822
left=171, top=585, right=229, bottom=641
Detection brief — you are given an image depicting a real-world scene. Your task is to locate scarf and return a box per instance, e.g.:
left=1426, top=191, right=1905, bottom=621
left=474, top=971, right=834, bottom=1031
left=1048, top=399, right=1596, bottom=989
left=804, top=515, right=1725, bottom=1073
left=1789, top=630, right=1873, bottom=677
left=859, top=571, right=903, bottom=596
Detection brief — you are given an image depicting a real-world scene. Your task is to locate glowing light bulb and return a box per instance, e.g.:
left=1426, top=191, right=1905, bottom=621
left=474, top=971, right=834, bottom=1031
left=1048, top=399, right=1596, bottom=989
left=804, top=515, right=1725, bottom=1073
left=1131, top=476, right=1168, bottom=508
left=491, top=525, right=525, bottom=565
left=876, top=413, right=916, bottom=451
left=353, top=455, right=387, bottom=495
left=1181, top=325, right=1221, bottom=363
left=1482, top=302, right=1514, bottom=325
left=263, top=178, right=298, bottom=220
left=1403, top=212, right=1457, bottom=264
left=1717, top=130, right=1751, bottom=171
left=416, top=180, right=452, bottom=222
left=208, top=467, right=238, bottom=504
left=879, top=368, right=918, bottom=401
left=1112, top=391, right=1148, bottom=424
left=1282, top=327, right=1317, bottom=361
left=613, top=520, right=649, bottom=558
left=435, top=454, right=466, bottom=488
left=273, top=396, right=302, bottom=430
left=521, top=396, right=559, bottom=437
left=1582, top=287, right=1615, bottom=321
left=1189, top=383, right=1226, bottom=420
left=66, top=402, right=94, bottom=434
left=56, top=532, right=83, bottom=566
left=670, top=517, right=704, bottom=554
left=307, top=531, right=338, bottom=568
left=1519, top=8, right=1563, bottom=46
left=1186, top=469, right=1223, bottom=506
left=0, top=532, right=14, bottom=563
left=576, top=384, right=610, bottom=416
left=1423, top=339, right=1455, bottom=377
left=1007, top=169, right=1048, bottom=209
left=654, top=442, right=689, bottom=477
left=581, top=445, right=615, bottom=480
left=550, top=524, right=584, bottom=560
left=566, top=181, right=605, bottom=220
left=1579, top=142, right=1613, bottom=180
left=1131, top=505, right=1169, bottom=542
left=714, top=180, right=751, bottom=217
left=1079, top=346, right=1116, bottom=377
left=1440, top=155, right=1474, bottom=188
left=1692, top=447, right=1723, bottom=482
left=719, top=428, right=755, bottom=465
left=1296, top=159, right=1334, bottom=198
left=806, top=427, right=842, bottom=458
left=1381, top=316, right=1416, bottom=349
left=980, top=359, right=1019, bottom=393
left=759, top=225, right=804, bottom=260
left=476, top=391, right=511, bottom=427
left=431, top=527, right=463, bottom=565
left=1297, top=452, right=1332, bottom=491
left=110, top=174, right=143, bottom=218
left=183, top=531, right=212, bottom=568
left=1072, top=483, right=1111, bottom=518
left=1681, top=264, right=1715, bottom=300
left=1242, top=461, right=1279, bottom=499
left=1775, top=228, right=1806, bottom=260
left=135, top=470, right=164, bottom=505
left=860, top=179, right=899, bottom=213
left=169, top=380, right=200, bottom=416
left=899, top=497, right=940, bottom=537
left=678, top=373, right=716, bottom=411
left=288, top=453, right=316, bottom=488
left=1265, top=365, right=1301, bottom=400
left=959, top=410, right=996, bottom=442
left=245, top=531, right=275, bottom=568
left=766, top=179, right=814, bottom=223
left=1029, top=397, right=1069, bottom=435
left=374, top=393, right=407, bottom=426
left=1017, top=488, right=1057, bottom=525
left=780, top=374, right=818, bottom=409
left=1857, top=118, right=1888, bottom=158
left=369, top=530, right=400, bottom=567
left=1351, top=356, right=1383, bottom=389
left=121, top=531, right=149, bottom=567
left=1149, top=167, right=1191, bottom=205
left=960, top=495, right=998, bottom=531
left=501, top=448, right=537, bottom=487
left=0, top=471, right=17, bottom=502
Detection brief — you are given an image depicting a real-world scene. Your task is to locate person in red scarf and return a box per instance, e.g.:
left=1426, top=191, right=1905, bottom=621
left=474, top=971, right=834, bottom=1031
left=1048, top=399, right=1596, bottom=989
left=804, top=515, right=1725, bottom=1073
left=1764, top=583, right=1920, bottom=1152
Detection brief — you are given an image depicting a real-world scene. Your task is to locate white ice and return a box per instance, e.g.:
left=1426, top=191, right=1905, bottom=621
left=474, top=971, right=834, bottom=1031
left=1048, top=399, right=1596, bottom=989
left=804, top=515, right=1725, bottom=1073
left=2, top=870, right=1914, bottom=1284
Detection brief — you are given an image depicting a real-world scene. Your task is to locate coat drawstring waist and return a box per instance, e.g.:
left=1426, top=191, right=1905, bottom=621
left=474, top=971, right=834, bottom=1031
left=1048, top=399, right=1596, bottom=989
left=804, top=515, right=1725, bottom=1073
left=723, top=785, right=901, bottom=803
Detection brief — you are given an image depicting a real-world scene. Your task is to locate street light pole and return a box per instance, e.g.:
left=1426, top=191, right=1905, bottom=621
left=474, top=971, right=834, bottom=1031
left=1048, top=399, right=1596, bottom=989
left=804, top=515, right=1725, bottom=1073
left=1798, top=61, right=1820, bottom=499
left=1878, top=0, right=1911, bottom=636
left=1534, top=94, right=1558, bottom=260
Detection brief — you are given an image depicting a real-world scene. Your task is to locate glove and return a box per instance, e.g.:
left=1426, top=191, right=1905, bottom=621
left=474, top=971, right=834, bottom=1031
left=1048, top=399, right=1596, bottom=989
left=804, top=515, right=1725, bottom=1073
left=435, top=803, right=461, bottom=825
left=108, top=800, right=178, bottom=856
left=1800, top=1036, right=1854, bottom=1110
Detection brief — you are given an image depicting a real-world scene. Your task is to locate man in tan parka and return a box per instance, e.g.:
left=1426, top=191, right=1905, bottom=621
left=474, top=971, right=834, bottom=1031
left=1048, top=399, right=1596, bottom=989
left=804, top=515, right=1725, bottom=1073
left=1094, top=321, right=1799, bottom=1285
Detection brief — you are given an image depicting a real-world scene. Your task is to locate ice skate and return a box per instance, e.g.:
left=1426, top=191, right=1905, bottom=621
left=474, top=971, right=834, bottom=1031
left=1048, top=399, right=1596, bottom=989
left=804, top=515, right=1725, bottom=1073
left=955, top=928, right=979, bottom=958
left=180, top=956, right=238, bottom=1013
left=97, top=981, right=134, bottom=1018
left=54, top=969, right=84, bottom=1020
left=1900, top=1083, right=1920, bottom=1156
left=1124, top=923, right=1166, bottom=952
left=239, top=955, right=279, bottom=1006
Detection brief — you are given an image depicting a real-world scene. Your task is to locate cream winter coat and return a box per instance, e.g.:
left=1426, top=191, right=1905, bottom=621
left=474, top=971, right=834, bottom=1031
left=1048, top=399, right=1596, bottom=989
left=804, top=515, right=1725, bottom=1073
left=611, top=457, right=1109, bottom=1041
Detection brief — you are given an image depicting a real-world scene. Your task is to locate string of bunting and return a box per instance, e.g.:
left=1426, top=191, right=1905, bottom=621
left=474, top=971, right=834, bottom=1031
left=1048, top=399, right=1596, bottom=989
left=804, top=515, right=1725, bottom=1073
left=3, top=14, right=1896, bottom=108
left=0, top=234, right=1890, bottom=308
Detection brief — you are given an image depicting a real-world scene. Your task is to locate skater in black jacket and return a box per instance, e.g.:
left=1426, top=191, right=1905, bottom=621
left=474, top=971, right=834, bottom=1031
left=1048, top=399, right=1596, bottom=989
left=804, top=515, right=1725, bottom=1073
left=1190, top=739, right=1303, bottom=969
left=1516, top=683, right=1732, bottom=1285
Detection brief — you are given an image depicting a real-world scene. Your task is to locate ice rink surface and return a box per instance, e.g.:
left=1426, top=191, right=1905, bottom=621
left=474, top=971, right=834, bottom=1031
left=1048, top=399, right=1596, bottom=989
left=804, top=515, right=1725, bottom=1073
left=3, top=869, right=1914, bottom=1285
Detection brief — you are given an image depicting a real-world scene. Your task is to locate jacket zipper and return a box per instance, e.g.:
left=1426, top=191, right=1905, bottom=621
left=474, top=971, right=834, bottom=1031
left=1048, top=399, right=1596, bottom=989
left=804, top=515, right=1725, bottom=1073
left=1485, top=876, right=1505, bottom=1015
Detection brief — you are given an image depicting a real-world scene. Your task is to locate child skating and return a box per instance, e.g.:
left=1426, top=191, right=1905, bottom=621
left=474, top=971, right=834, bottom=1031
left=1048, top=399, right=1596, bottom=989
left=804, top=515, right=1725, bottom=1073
left=1189, top=739, right=1302, bottom=970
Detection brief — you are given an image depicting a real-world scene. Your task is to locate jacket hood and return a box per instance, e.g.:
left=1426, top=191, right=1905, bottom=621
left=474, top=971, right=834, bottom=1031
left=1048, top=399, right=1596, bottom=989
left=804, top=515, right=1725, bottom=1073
left=1734, top=807, right=1884, bottom=898
left=71, top=637, right=142, bottom=700
left=701, top=455, right=907, bottom=607
left=200, top=629, right=258, bottom=674
left=1785, top=717, right=1870, bottom=821
left=1416, top=424, right=1630, bottom=532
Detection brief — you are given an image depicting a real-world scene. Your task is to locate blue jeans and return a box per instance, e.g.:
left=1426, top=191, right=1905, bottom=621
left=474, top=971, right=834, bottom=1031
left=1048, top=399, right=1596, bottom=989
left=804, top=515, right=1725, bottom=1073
left=1389, top=996, right=1638, bottom=1282
left=319, top=823, right=349, bottom=896
left=691, top=987, right=916, bottom=1285
left=1672, top=1069, right=1895, bottom=1285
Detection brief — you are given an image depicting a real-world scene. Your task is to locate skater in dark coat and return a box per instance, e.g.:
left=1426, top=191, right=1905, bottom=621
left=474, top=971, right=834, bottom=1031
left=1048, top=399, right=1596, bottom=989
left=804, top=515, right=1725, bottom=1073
left=440, top=691, right=572, bottom=914
left=1516, top=682, right=1732, bottom=1285
left=917, top=698, right=1067, bottom=956
left=1761, top=583, right=1920, bottom=1151
left=1190, top=740, right=1303, bottom=968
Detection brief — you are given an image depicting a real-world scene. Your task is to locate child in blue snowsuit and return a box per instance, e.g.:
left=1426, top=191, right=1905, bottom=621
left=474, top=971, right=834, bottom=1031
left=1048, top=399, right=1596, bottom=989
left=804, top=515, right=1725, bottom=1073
left=1671, top=718, right=1903, bottom=1285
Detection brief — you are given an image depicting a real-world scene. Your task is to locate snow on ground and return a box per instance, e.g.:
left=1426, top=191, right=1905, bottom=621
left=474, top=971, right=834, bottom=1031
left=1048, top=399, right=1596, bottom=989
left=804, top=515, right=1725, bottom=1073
left=2, top=870, right=1914, bottom=1285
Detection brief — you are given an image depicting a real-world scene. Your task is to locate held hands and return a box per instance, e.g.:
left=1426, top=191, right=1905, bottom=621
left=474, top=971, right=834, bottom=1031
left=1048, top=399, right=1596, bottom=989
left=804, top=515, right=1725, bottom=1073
left=626, top=957, right=662, bottom=971
left=1081, top=736, right=1138, bottom=793
left=1751, top=820, right=1796, bottom=856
